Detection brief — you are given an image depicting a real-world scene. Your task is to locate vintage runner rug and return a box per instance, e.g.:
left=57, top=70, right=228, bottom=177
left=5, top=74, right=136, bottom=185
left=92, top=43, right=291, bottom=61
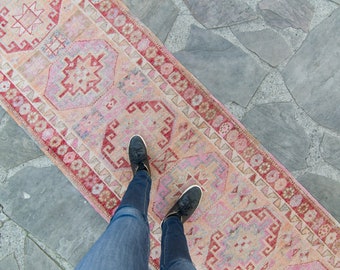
left=0, top=0, right=339, bottom=269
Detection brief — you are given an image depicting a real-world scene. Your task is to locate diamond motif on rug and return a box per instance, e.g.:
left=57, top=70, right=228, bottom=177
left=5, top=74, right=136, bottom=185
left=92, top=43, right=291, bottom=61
left=206, top=208, right=281, bottom=269
left=60, top=53, right=103, bottom=98
left=45, top=39, right=117, bottom=110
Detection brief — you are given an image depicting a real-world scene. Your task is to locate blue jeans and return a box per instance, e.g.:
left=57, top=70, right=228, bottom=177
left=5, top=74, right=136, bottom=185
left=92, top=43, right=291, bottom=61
left=75, top=170, right=196, bottom=270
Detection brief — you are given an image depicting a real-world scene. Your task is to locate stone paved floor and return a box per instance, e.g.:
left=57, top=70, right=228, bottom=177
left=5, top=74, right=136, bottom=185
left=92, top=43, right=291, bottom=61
left=1, top=0, right=340, bottom=268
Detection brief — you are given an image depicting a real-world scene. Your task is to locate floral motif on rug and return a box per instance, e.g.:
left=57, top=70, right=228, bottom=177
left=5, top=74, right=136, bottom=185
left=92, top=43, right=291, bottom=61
left=0, top=0, right=339, bottom=269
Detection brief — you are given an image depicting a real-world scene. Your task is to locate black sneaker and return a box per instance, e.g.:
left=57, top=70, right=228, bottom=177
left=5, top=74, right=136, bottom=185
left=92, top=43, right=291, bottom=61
left=164, top=185, right=202, bottom=224
left=128, top=135, right=151, bottom=176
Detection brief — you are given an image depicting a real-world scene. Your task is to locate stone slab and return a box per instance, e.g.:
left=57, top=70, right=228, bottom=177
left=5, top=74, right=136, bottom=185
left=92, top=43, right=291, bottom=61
left=183, top=0, right=257, bottom=28
left=283, top=8, right=340, bottom=132
left=25, top=237, right=61, bottom=270
left=321, top=133, right=340, bottom=171
left=123, top=0, right=179, bottom=42
left=0, top=166, right=107, bottom=266
left=298, top=173, right=340, bottom=221
left=0, top=220, right=26, bottom=269
left=234, top=29, right=293, bottom=67
left=258, top=0, right=314, bottom=32
left=242, top=102, right=310, bottom=171
left=0, top=116, right=42, bottom=170
left=174, top=25, right=267, bottom=107
left=0, top=254, right=19, bottom=270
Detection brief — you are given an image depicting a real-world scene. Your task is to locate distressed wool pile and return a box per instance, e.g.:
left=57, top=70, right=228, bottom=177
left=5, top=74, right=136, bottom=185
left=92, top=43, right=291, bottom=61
left=0, top=0, right=338, bottom=269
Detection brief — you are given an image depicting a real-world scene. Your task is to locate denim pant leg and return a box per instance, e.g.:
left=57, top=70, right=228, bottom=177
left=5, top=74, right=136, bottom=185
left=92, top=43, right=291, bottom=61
left=75, top=170, right=151, bottom=270
left=160, top=216, right=197, bottom=270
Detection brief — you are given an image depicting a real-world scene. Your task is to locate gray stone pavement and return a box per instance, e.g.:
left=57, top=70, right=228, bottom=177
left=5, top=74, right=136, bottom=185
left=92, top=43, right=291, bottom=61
left=1, top=0, right=340, bottom=268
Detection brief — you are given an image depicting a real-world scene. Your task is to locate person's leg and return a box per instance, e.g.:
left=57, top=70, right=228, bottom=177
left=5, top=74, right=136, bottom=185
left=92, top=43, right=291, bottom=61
left=75, top=135, right=151, bottom=270
left=160, top=185, right=202, bottom=270
left=160, top=216, right=196, bottom=270
left=75, top=170, right=151, bottom=270
left=118, top=169, right=151, bottom=217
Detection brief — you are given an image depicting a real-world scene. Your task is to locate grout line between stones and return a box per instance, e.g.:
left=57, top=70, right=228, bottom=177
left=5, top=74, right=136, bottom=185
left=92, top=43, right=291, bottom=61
left=26, top=234, right=74, bottom=270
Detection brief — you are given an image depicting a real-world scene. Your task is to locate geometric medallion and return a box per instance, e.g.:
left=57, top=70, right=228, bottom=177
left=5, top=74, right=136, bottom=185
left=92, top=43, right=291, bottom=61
left=61, top=53, right=103, bottom=97
left=153, top=152, right=229, bottom=221
left=206, top=207, right=281, bottom=270
left=101, top=100, right=176, bottom=169
left=0, top=1, right=62, bottom=53
left=45, top=39, right=117, bottom=110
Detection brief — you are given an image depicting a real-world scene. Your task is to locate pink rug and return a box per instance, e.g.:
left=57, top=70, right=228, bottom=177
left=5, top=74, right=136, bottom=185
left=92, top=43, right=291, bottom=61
left=0, top=0, right=338, bottom=268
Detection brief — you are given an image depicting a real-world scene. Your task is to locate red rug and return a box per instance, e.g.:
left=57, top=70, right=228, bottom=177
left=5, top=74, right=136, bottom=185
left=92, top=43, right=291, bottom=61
left=0, top=0, right=338, bottom=269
